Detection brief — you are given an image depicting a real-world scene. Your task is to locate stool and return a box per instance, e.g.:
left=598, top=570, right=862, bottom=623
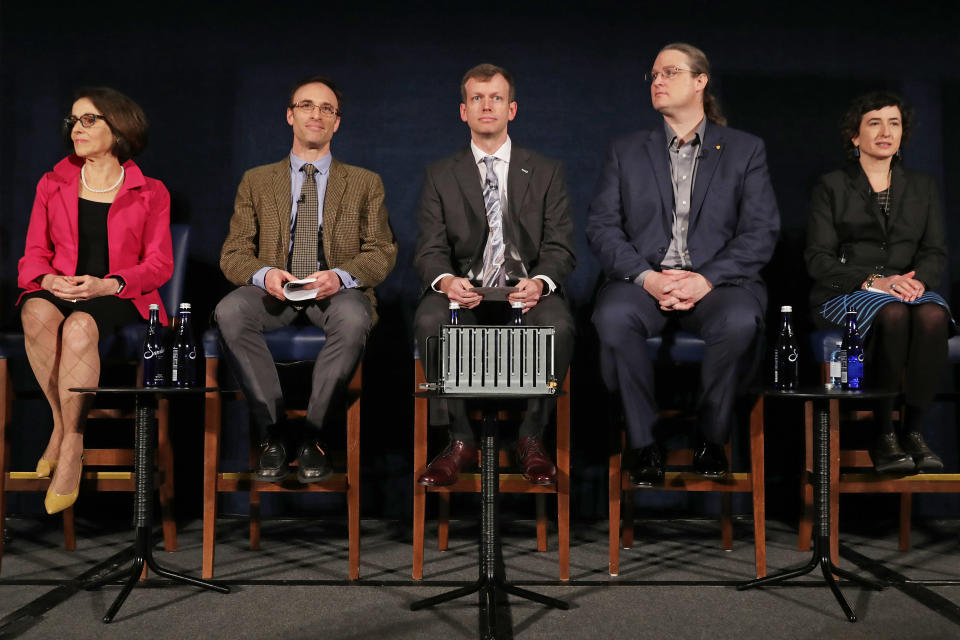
left=800, top=330, right=960, bottom=558
left=202, top=326, right=361, bottom=580
left=608, top=331, right=766, bottom=578
left=412, top=356, right=571, bottom=581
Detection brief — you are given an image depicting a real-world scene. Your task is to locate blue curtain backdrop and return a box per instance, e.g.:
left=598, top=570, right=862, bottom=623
left=1, top=2, right=958, bottom=521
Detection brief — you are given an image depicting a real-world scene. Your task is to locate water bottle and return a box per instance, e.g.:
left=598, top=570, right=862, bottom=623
left=772, top=305, right=799, bottom=390
left=828, top=337, right=843, bottom=389
left=511, top=300, right=524, bottom=326
left=841, top=307, right=864, bottom=390
left=170, top=303, right=198, bottom=387
left=142, top=304, right=167, bottom=387
left=448, top=301, right=460, bottom=325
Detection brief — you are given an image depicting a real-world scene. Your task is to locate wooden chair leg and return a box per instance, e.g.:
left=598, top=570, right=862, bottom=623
left=412, top=362, right=428, bottom=579
left=622, top=491, right=635, bottom=549
left=720, top=493, right=733, bottom=551
left=609, top=449, right=621, bottom=576
left=750, top=395, right=766, bottom=578
left=63, top=507, right=76, bottom=551
left=249, top=443, right=261, bottom=551
left=156, top=397, right=177, bottom=552
left=202, top=358, right=221, bottom=579
left=346, top=367, right=361, bottom=581
left=0, top=359, right=10, bottom=575
left=535, top=494, right=548, bottom=551
left=798, top=401, right=814, bottom=551
left=899, top=493, right=912, bottom=551
left=556, top=372, right=571, bottom=581
left=437, top=493, right=450, bottom=551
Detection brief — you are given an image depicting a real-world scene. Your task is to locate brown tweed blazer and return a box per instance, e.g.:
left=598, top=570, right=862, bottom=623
left=220, top=157, right=397, bottom=313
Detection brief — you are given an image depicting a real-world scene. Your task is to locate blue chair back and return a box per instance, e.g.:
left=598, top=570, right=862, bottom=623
left=160, top=224, right=189, bottom=314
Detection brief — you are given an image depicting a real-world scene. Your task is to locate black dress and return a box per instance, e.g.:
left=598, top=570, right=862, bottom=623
left=20, top=198, right=142, bottom=335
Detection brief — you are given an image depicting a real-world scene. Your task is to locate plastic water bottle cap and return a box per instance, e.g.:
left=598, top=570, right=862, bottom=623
left=448, top=301, right=460, bottom=309
left=179, top=303, right=191, bottom=309
left=511, top=301, right=524, bottom=309
left=148, top=303, right=159, bottom=310
left=780, top=305, right=792, bottom=312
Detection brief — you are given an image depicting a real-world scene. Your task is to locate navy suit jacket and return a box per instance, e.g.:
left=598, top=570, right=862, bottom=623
left=586, top=121, right=780, bottom=308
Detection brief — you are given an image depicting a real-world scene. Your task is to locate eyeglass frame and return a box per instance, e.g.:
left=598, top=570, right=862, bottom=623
left=289, top=101, right=342, bottom=118
left=643, top=66, right=702, bottom=83
left=63, top=113, right=109, bottom=129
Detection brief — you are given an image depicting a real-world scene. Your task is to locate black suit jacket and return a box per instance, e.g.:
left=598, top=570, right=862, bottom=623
left=804, top=162, right=947, bottom=308
left=586, top=121, right=780, bottom=308
left=414, top=146, right=575, bottom=293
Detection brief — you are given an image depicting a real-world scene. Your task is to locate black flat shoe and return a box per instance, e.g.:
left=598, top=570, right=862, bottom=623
left=693, top=441, right=729, bottom=479
left=870, top=433, right=916, bottom=475
left=900, top=431, right=944, bottom=473
left=256, top=439, right=290, bottom=482
left=627, top=444, right=664, bottom=487
left=297, top=439, right=333, bottom=484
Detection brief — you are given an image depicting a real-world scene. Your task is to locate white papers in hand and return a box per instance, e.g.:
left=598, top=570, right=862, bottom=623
left=283, top=278, right=318, bottom=301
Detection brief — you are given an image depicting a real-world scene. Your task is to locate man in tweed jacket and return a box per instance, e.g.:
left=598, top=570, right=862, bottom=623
left=216, top=75, right=397, bottom=483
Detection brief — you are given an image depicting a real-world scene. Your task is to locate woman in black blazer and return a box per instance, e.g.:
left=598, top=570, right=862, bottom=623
left=805, top=91, right=952, bottom=474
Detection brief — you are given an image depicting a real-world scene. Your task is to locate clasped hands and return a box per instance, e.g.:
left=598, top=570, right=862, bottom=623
left=870, top=270, right=924, bottom=302
left=41, top=274, right=119, bottom=302
left=643, top=269, right=712, bottom=311
left=439, top=276, right=544, bottom=314
left=264, top=268, right=342, bottom=301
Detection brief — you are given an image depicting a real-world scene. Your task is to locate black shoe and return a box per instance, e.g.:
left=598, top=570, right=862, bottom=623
left=256, top=439, right=290, bottom=482
left=297, top=439, right=333, bottom=484
left=900, top=431, right=944, bottom=473
left=627, top=444, right=664, bottom=487
left=693, top=441, right=729, bottom=479
left=870, top=433, right=916, bottom=475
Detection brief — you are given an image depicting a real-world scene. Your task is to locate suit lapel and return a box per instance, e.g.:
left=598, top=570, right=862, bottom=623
left=507, top=147, right=531, bottom=220
left=886, top=163, right=906, bottom=233
left=271, top=159, right=292, bottom=251
left=56, top=179, right=80, bottom=263
left=324, top=159, right=346, bottom=232
left=847, top=163, right=888, bottom=235
left=453, top=148, right=487, bottom=227
left=689, top=123, right=722, bottom=229
left=644, top=129, right=674, bottom=238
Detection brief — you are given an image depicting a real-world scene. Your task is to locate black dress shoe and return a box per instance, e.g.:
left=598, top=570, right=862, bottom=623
left=627, top=444, right=664, bottom=487
left=870, top=433, right=916, bottom=475
left=693, top=441, right=729, bottom=479
left=900, top=431, right=944, bottom=473
left=297, top=439, right=333, bottom=484
left=256, top=439, right=290, bottom=482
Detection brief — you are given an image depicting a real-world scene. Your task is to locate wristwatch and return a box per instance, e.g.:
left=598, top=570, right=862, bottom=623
left=862, top=273, right=883, bottom=290
left=114, top=276, right=126, bottom=295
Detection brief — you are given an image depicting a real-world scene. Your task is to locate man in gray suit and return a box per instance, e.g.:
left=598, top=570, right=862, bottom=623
left=414, top=63, right=575, bottom=487
left=216, top=75, right=397, bottom=483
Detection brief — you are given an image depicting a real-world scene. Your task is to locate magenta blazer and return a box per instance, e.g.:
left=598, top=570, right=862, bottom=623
left=17, top=155, right=174, bottom=323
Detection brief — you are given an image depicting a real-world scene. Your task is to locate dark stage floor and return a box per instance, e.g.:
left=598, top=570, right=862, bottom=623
left=1, top=515, right=959, bottom=639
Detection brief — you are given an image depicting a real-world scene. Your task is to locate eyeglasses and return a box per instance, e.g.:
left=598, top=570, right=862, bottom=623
left=289, top=101, right=341, bottom=118
left=63, top=113, right=108, bottom=128
left=644, top=66, right=698, bottom=83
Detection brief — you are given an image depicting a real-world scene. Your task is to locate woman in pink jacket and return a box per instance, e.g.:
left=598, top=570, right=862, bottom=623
left=17, top=87, right=173, bottom=514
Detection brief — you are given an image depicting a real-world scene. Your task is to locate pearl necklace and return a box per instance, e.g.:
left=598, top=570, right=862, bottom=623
left=81, top=164, right=124, bottom=193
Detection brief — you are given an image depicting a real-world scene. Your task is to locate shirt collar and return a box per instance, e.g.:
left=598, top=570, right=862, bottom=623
left=289, top=151, right=332, bottom=175
left=470, top=136, right=512, bottom=166
left=664, top=118, right=706, bottom=150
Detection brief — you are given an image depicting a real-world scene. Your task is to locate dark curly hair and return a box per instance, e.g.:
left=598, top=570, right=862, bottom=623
left=840, top=91, right=912, bottom=161
left=62, top=87, right=149, bottom=162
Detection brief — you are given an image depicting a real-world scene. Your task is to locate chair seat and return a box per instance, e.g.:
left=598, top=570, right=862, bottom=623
left=204, top=326, right=327, bottom=362
left=645, top=331, right=705, bottom=362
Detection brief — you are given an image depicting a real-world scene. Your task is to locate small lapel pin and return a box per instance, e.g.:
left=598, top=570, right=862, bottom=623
left=521, top=168, right=529, bottom=174
left=715, top=145, right=721, bottom=150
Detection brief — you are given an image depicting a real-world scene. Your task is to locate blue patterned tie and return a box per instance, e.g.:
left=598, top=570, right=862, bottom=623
left=480, top=156, right=505, bottom=287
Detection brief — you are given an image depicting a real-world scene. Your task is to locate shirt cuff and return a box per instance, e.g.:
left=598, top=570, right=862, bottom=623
left=634, top=269, right=653, bottom=288
left=431, top=273, right=454, bottom=293
left=251, top=266, right=273, bottom=290
left=332, top=268, right=358, bottom=290
left=532, top=275, right=556, bottom=296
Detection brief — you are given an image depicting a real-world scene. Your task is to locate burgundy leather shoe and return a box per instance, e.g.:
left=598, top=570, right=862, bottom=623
left=517, top=436, right=557, bottom=485
left=417, top=440, right=478, bottom=486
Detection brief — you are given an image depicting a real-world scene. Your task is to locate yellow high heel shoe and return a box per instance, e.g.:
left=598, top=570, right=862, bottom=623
left=44, top=456, right=82, bottom=515
left=35, top=458, right=58, bottom=479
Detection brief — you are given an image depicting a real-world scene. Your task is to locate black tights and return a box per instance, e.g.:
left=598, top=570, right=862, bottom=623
left=866, top=302, right=949, bottom=435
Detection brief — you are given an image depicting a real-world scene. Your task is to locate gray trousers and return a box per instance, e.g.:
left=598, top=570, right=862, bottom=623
left=214, top=285, right=372, bottom=441
left=414, top=292, right=575, bottom=444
